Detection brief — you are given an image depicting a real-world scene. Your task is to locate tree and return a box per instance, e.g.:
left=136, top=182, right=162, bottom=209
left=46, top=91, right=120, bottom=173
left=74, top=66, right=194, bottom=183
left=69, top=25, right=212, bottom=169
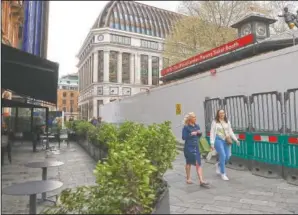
left=163, top=16, right=237, bottom=65
left=163, top=1, right=298, bottom=65
left=164, top=1, right=260, bottom=65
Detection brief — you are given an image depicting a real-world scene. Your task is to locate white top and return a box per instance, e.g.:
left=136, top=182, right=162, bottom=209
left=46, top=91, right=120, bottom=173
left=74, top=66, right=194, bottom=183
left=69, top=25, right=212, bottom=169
left=209, top=120, right=238, bottom=147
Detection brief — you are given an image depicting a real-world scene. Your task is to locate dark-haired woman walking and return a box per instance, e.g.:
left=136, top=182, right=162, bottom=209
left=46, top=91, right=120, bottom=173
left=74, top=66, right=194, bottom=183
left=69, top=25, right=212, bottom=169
left=210, top=109, right=240, bottom=181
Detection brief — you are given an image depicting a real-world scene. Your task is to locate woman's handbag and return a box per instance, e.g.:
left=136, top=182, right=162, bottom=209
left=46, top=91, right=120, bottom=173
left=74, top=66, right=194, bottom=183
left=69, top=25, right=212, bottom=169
left=220, top=122, right=233, bottom=145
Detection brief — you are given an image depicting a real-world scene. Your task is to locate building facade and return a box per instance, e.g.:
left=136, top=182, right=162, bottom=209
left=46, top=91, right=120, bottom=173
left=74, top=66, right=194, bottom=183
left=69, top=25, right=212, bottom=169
left=1, top=1, right=24, bottom=47
left=1, top=1, right=50, bottom=117
left=1, top=0, right=24, bottom=116
left=57, top=73, right=79, bottom=120
left=77, top=1, right=182, bottom=120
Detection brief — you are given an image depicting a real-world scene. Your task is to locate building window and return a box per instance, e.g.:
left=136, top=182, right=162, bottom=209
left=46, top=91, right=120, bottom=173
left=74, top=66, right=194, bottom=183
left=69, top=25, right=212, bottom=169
left=111, top=34, right=131, bottom=45
left=140, top=55, right=148, bottom=85
left=152, top=56, right=159, bottom=86
left=70, top=92, right=74, bottom=97
left=63, top=92, right=67, bottom=97
left=70, top=100, right=74, bottom=105
left=63, top=100, right=66, bottom=105
left=63, top=107, right=66, bottom=112
left=109, top=51, right=118, bottom=83
left=62, top=86, right=67, bottom=90
left=140, top=40, right=158, bottom=50
left=163, top=57, right=170, bottom=69
left=122, top=53, right=130, bottom=84
left=98, top=51, right=104, bottom=82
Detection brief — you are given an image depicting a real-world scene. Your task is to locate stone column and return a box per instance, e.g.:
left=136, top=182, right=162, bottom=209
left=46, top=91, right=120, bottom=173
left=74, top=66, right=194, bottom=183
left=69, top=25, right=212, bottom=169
left=103, top=50, right=109, bottom=82
left=135, top=53, right=141, bottom=84
left=148, top=55, right=152, bottom=85
left=159, top=57, right=163, bottom=85
left=117, top=52, right=122, bottom=83
left=93, top=99, right=97, bottom=118
left=130, top=53, right=135, bottom=84
left=93, top=51, right=98, bottom=82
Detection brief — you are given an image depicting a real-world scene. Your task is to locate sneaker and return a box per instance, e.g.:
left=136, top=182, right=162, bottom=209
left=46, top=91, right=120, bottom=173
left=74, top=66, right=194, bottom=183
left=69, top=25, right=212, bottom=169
left=221, top=174, right=229, bottom=181
left=215, top=163, right=220, bottom=175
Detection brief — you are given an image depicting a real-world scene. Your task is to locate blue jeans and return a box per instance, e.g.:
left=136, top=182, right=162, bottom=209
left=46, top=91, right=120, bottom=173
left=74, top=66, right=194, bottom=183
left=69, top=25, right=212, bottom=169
left=215, top=136, right=231, bottom=174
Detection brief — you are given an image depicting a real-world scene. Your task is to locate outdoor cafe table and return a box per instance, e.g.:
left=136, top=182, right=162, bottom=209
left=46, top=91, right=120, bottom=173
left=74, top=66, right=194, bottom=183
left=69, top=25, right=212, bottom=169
left=25, top=161, right=64, bottom=201
left=40, top=134, right=55, bottom=149
left=2, top=180, right=63, bottom=214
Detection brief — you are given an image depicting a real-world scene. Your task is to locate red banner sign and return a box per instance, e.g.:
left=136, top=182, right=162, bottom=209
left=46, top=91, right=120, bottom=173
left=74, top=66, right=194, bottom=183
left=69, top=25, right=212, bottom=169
left=161, top=34, right=255, bottom=76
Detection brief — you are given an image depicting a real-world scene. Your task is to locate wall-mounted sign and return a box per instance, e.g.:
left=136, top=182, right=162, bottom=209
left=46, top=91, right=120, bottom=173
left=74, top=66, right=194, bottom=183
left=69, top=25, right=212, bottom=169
left=161, top=34, right=255, bottom=77
left=176, top=104, right=182, bottom=115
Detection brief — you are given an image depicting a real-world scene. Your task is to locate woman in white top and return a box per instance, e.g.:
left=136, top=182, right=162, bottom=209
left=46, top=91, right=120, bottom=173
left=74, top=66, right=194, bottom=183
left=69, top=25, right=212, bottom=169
left=210, top=109, right=240, bottom=180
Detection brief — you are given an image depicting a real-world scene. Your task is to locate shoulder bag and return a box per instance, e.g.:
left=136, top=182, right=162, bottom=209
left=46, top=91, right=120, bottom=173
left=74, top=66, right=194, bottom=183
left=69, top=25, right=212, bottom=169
left=220, top=121, right=233, bottom=145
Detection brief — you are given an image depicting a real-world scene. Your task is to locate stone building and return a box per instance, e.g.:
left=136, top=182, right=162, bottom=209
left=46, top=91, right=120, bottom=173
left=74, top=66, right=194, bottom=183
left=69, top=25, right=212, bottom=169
left=77, top=1, right=182, bottom=119
left=57, top=73, right=79, bottom=120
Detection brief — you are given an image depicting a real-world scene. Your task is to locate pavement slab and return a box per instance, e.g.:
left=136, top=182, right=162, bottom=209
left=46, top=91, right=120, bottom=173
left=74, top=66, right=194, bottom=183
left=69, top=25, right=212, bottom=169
left=165, top=153, right=298, bottom=214
left=1, top=141, right=96, bottom=214
left=2, top=143, right=298, bottom=214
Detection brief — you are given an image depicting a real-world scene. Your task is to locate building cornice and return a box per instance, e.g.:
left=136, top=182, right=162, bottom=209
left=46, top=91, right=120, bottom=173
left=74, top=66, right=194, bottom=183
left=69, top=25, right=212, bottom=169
left=77, top=27, right=166, bottom=59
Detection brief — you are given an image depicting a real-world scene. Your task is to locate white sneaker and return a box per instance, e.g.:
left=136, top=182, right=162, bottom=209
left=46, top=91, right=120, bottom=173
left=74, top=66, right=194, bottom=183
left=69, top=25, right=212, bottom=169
left=215, top=163, right=220, bottom=175
left=221, top=174, right=229, bottom=181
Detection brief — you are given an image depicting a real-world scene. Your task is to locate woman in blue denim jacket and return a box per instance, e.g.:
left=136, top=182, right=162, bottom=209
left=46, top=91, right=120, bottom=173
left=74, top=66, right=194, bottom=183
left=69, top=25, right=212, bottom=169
left=182, top=112, right=209, bottom=187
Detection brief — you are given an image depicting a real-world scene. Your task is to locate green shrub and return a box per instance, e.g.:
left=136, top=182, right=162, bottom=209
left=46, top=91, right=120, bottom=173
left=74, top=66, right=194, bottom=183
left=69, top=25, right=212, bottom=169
left=43, top=120, right=177, bottom=214
left=74, top=121, right=93, bottom=137
left=95, top=123, right=118, bottom=147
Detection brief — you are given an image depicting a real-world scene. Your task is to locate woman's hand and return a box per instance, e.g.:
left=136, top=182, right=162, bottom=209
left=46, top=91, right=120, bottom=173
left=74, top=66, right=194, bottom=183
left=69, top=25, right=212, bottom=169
left=196, top=130, right=202, bottom=134
left=236, top=140, right=240, bottom=146
left=191, top=131, right=197, bottom=136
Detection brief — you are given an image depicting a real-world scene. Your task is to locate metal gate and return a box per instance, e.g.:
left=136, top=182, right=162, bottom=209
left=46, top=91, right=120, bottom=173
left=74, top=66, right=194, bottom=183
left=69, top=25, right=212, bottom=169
left=249, top=91, right=284, bottom=178
left=204, top=98, right=223, bottom=132
left=283, top=88, right=298, bottom=185
left=203, top=88, right=298, bottom=185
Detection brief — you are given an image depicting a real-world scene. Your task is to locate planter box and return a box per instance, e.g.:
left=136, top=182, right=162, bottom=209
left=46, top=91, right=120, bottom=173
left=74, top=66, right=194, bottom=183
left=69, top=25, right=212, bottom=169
left=152, top=181, right=170, bottom=214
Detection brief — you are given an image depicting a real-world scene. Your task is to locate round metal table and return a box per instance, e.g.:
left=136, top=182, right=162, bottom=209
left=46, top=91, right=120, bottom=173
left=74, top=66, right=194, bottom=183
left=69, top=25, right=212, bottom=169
left=2, top=180, right=63, bottom=214
left=25, top=161, right=64, bottom=201
left=40, top=135, right=56, bottom=150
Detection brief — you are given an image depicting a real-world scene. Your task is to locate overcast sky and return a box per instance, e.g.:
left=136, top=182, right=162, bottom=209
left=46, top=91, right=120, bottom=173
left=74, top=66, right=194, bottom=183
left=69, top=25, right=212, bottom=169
left=47, top=1, right=180, bottom=77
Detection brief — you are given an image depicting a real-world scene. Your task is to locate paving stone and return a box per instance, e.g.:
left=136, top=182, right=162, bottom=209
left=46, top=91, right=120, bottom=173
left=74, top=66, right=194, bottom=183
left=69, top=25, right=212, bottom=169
left=248, top=190, right=274, bottom=196
left=166, top=152, right=298, bottom=215
left=2, top=141, right=96, bottom=214
left=240, top=198, right=277, bottom=207
left=202, top=204, right=233, bottom=213
left=231, top=208, right=266, bottom=214
left=183, top=208, right=213, bottom=214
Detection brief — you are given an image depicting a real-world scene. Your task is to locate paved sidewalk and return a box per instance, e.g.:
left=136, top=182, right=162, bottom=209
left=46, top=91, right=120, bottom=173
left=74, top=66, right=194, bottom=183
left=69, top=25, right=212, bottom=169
left=2, top=142, right=298, bottom=214
left=1, top=141, right=96, bottom=214
left=165, top=153, right=298, bottom=214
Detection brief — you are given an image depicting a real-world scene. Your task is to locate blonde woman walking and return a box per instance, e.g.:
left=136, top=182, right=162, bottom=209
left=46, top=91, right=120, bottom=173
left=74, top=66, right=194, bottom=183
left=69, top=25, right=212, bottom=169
left=210, top=109, right=240, bottom=181
left=182, top=112, right=209, bottom=187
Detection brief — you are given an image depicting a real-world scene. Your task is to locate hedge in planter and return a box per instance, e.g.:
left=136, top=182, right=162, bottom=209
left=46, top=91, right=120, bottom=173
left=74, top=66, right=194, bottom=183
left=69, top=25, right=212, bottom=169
left=43, top=121, right=177, bottom=214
